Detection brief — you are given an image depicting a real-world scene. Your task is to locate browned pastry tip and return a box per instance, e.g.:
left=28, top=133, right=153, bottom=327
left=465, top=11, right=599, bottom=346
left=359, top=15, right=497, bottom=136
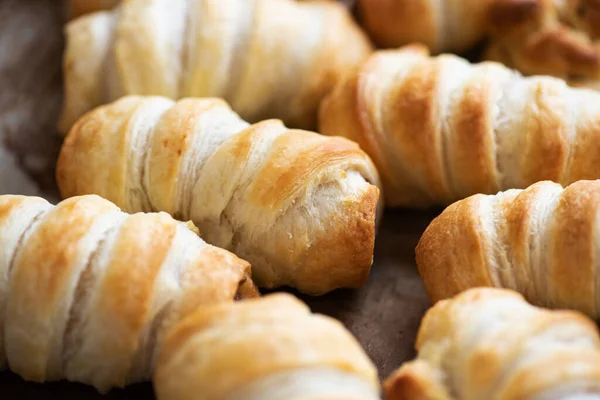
left=384, top=287, right=600, bottom=400
left=417, top=180, right=600, bottom=319
left=384, top=364, right=442, bottom=400
left=234, top=273, right=260, bottom=300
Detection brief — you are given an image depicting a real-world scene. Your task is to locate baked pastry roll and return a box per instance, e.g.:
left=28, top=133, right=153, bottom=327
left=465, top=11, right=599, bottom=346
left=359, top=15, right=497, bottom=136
left=154, top=293, right=380, bottom=400
left=486, top=0, right=600, bottom=84
left=320, top=44, right=600, bottom=207
left=59, top=0, right=372, bottom=133
left=57, top=96, right=381, bottom=295
left=418, top=180, right=600, bottom=320
left=385, top=288, right=600, bottom=400
left=0, top=194, right=256, bottom=392
left=357, top=0, right=494, bottom=53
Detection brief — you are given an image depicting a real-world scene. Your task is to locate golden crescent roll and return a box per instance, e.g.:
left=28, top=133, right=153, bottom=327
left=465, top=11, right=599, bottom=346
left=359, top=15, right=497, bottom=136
left=0, top=194, right=257, bottom=392
left=154, top=293, right=380, bottom=400
left=59, top=0, right=372, bottom=133
left=486, top=0, right=600, bottom=83
left=69, top=0, right=119, bottom=18
left=384, top=288, right=600, bottom=400
left=57, top=96, right=382, bottom=295
left=320, top=44, right=600, bottom=208
left=357, top=0, right=494, bottom=53
left=417, top=180, right=600, bottom=320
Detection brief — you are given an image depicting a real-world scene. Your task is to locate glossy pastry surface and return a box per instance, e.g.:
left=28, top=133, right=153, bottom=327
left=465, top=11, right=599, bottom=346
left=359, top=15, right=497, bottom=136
left=417, top=180, right=600, bottom=320
left=0, top=194, right=256, bottom=392
left=358, top=0, right=494, bottom=53
left=60, top=0, right=372, bottom=132
left=385, top=288, right=600, bottom=400
left=155, top=293, right=380, bottom=400
left=320, top=45, right=600, bottom=207
left=58, top=96, right=381, bottom=295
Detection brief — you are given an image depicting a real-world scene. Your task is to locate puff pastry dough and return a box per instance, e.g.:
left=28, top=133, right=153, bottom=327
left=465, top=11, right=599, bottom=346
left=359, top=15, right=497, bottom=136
left=0, top=194, right=256, bottom=392
left=59, top=0, right=372, bottom=133
left=154, top=293, right=380, bottom=400
left=417, top=180, right=600, bottom=320
left=384, top=288, right=600, bottom=400
left=320, top=44, right=600, bottom=207
left=57, top=96, right=381, bottom=295
left=486, top=0, right=600, bottom=83
left=358, top=0, right=493, bottom=53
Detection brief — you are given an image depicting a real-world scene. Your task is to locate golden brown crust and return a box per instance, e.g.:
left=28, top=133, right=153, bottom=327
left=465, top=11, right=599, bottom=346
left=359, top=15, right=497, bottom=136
left=69, top=0, right=119, bottom=19
left=0, top=194, right=255, bottom=391
left=318, top=51, right=399, bottom=201
left=320, top=45, right=600, bottom=207
left=416, top=180, right=600, bottom=320
left=519, top=80, right=570, bottom=184
left=0, top=196, right=53, bottom=367
left=7, top=196, right=121, bottom=381
left=503, top=182, right=547, bottom=302
left=288, top=1, right=373, bottom=129
left=143, top=98, right=228, bottom=216
left=75, top=211, right=177, bottom=387
left=416, top=195, right=497, bottom=303
left=584, top=0, right=600, bottom=38
left=321, top=45, right=444, bottom=206
left=57, top=97, right=150, bottom=208
left=291, top=184, right=379, bottom=293
left=155, top=293, right=379, bottom=400
left=58, top=95, right=381, bottom=295
left=487, top=0, right=600, bottom=82
left=358, top=0, right=494, bottom=53
left=358, top=0, right=437, bottom=50
left=547, top=181, right=599, bottom=314
left=489, top=0, right=541, bottom=28
left=59, top=0, right=372, bottom=133
left=385, top=288, right=600, bottom=400
left=249, top=131, right=368, bottom=209
left=384, top=361, right=452, bottom=400
left=234, top=273, right=260, bottom=300
left=386, top=55, right=448, bottom=200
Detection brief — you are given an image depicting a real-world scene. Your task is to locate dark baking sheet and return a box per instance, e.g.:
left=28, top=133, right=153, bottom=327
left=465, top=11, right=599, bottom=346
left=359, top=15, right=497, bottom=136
left=0, top=1, right=436, bottom=398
